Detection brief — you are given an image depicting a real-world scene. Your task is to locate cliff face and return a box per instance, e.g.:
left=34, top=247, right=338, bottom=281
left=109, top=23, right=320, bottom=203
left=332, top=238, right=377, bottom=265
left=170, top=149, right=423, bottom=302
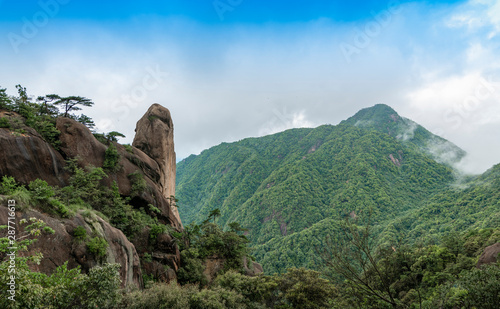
left=0, top=104, right=181, bottom=288
left=0, top=206, right=143, bottom=288
left=133, top=104, right=181, bottom=226
left=56, top=115, right=182, bottom=229
left=0, top=112, right=68, bottom=187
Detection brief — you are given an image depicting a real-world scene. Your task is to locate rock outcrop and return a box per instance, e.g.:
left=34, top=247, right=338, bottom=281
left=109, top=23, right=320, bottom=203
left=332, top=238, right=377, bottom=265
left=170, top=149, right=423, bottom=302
left=0, top=112, right=68, bottom=187
left=477, top=242, right=500, bottom=267
left=0, top=104, right=182, bottom=286
left=56, top=115, right=182, bottom=230
left=0, top=205, right=143, bottom=289
left=133, top=104, right=181, bottom=226
left=202, top=256, right=264, bottom=284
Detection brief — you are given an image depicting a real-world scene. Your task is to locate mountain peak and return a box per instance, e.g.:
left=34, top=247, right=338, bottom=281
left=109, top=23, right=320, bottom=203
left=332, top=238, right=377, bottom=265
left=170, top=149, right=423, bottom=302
left=342, top=104, right=401, bottom=128
left=341, top=104, right=466, bottom=166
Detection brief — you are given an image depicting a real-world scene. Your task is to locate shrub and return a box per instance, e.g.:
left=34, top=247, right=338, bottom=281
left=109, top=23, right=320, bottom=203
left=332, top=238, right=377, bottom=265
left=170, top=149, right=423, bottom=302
left=28, top=179, right=55, bottom=200
left=79, top=263, right=122, bottom=309
left=189, top=286, right=248, bottom=309
left=10, top=187, right=32, bottom=211
left=123, top=144, right=134, bottom=154
left=177, top=248, right=207, bottom=286
left=74, top=226, right=87, bottom=242
left=149, top=223, right=167, bottom=242
left=120, top=282, right=196, bottom=309
left=103, top=144, right=120, bottom=172
left=128, top=171, right=147, bottom=196
left=142, top=252, right=152, bottom=263
left=49, top=199, right=72, bottom=218
left=0, top=175, right=18, bottom=195
left=87, top=236, right=109, bottom=259
left=0, top=117, right=10, bottom=128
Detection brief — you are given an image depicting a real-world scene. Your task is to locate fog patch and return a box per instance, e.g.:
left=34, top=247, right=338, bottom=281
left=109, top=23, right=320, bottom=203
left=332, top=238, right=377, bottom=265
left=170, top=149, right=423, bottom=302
left=354, top=119, right=374, bottom=128
left=396, top=119, right=418, bottom=141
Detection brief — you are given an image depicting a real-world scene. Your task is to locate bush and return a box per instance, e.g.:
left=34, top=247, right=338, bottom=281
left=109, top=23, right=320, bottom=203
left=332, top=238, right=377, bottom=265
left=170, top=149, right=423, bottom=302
left=103, top=144, right=120, bottom=172
left=149, top=223, right=167, bottom=242
left=74, top=226, right=87, bottom=242
left=87, top=236, right=109, bottom=259
left=128, top=171, right=147, bottom=196
left=0, top=175, right=18, bottom=195
left=123, top=144, right=134, bottom=154
left=79, top=263, right=122, bottom=308
left=28, top=179, right=55, bottom=201
left=49, top=199, right=72, bottom=218
left=458, top=264, right=500, bottom=309
left=189, top=286, right=249, bottom=309
left=120, top=282, right=197, bottom=309
left=0, top=117, right=10, bottom=128
left=177, top=248, right=207, bottom=286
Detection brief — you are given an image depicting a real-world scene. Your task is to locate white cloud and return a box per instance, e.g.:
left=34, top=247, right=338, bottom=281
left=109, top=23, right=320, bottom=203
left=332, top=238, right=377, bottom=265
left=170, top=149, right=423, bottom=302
left=447, top=0, right=500, bottom=37
left=1, top=1, right=500, bottom=173
left=258, top=110, right=315, bottom=136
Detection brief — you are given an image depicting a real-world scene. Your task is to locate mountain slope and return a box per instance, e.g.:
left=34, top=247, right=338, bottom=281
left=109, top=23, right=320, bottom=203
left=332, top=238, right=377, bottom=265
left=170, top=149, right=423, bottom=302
left=176, top=104, right=468, bottom=273
left=341, top=104, right=466, bottom=165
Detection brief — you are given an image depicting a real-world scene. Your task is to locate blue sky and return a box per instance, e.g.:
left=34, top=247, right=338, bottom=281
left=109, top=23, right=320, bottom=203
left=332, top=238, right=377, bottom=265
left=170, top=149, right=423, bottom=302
left=1, top=0, right=500, bottom=173
left=0, top=1, right=462, bottom=23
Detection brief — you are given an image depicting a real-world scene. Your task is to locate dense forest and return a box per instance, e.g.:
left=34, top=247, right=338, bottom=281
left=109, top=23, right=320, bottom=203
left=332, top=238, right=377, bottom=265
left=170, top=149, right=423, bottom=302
left=177, top=104, right=498, bottom=274
left=0, top=86, right=499, bottom=308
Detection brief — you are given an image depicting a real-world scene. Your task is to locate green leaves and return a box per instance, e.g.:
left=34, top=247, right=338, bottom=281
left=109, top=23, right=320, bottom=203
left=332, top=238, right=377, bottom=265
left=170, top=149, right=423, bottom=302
left=86, top=236, right=109, bottom=259
left=103, top=143, right=121, bottom=172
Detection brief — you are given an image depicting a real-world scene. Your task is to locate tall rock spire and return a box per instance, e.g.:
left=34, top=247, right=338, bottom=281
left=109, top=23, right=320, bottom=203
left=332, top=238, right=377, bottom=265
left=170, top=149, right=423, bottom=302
left=133, top=104, right=181, bottom=225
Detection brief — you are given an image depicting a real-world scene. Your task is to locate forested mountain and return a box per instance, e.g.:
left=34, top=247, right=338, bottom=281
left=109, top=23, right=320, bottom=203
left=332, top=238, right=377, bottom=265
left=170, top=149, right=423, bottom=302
left=176, top=104, right=498, bottom=274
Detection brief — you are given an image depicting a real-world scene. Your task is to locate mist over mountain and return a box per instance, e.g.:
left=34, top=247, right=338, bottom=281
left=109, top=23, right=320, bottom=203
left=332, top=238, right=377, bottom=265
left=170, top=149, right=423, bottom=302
left=176, top=104, right=498, bottom=273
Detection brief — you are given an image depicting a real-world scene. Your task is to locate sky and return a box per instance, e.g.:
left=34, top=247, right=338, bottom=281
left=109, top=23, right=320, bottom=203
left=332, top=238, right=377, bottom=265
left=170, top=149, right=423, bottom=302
left=0, top=0, right=499, bottom=174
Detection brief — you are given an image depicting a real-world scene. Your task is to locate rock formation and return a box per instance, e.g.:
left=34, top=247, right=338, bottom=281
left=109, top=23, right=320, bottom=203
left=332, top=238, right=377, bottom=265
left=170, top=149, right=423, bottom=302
left=133, top=104, right=181, bottom=226
left=477, top=242, right=500, bottom=267
left=0, top=112, right=68, bottom=187
left=56, top=115, right=181, bottom=229
left=0, top=205, right=142, bottom=288
left=0, top=104, right=182, bottom=287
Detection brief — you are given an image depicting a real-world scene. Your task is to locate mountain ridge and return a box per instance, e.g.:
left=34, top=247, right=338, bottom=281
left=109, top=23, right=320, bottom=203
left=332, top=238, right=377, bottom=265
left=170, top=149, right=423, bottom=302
left=176, top=104, right=485, bottom=273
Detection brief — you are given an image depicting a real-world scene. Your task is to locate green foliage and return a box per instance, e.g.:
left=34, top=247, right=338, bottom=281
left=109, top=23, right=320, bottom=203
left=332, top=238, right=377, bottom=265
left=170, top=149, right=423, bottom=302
left=0, top=86, right=12, bottom=109
left=93, top=132, right=108, bottom=144
left=80, top=263, right=122, bottom=308
left=149, top=223, right=167, bottom=242
left=73, top=226, right=87, bottom=242
left=0, top=117, right=10, bottom=128
left=319, top=216, right=500, bottom=308
left=176, top=118, right=460, bottom=273
left=128, top=171, right=147, bottom=196
left=59, top=164, right=158, bottom=239
left=142, top=252, right=152, bottom=263
left=0, top=85, right=98, bottom=150
left=50, top=94, right=94, bottom=118
left=106, top=131, right=126, bottom=142
left=127, top=267, right=336, bottom=308
left=28, top=178, right=55, bottom=200
left=76, top=114, right=95, bottom=129
left=176, top=215, right=251, bottom=286
left=120, top=282, right=197, bottom=309
left=148, top=203, right=161, bottom=214
left=27, top=179, right=72, bottom=217
left=62, top=164, right=107, bottom=208
left=123, top=144, right=134, bottom=154
left=453, top=264, right=500, bottom=309
left=103, top=143, right=121, bottom=172
left=177, top=248, right=208, bottom=286
left=86, top=236, right=108, bottom=259
left=0, top=176, right=18, bottom=195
